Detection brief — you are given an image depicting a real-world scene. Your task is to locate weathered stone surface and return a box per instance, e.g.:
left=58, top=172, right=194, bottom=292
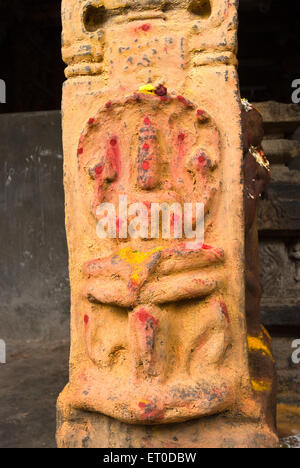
left=258, top=166, right=300, bottom=231
left=256, top=103, right=300, bottom=329
left=262, top=139, right=300, bottom=165
left=259, top=240, right=300, bottom=326
left=261, top=306, right=300, bottom=327
left=0, top=111, right=69, bottom=341
left=273, top=337, right=300, bottom=407
left=277, top=404, right=300, bottom=446
left=258, top=183, right=300, bottom=232
left=57, top=0, right=278, bottom=448
left=253, top=101, right=300, bottom=134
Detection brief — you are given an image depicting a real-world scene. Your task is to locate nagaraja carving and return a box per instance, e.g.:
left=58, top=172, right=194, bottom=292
left=57, top=0, right=279, bottom=448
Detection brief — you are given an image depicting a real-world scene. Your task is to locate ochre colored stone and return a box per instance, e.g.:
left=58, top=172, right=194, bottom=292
left=57, top=0, right=278, bottom=448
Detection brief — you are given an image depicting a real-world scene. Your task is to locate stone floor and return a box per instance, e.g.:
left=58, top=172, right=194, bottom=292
left=0, top=339, right=69, bottom=448
left=0, top=337, right=299, bottom=448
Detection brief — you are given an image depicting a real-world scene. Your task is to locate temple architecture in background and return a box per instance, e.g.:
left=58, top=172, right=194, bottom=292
left=57, top=0, right=278, bottom=448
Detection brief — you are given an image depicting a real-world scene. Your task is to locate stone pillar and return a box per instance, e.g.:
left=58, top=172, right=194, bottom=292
left=57, top=0, right=278, bottom=448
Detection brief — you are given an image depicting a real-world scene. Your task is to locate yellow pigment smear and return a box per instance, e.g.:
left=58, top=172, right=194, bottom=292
left=138, top=84, right=156, bottom=95
left=139, top=399, right=149, bottom=405
left=119, top=247, right=163, bottom=284
left=253, top=105, right=262, bottom=116
left=247, top=334, right=274, bottom=361
left=251, top=379, right=272, bottom=393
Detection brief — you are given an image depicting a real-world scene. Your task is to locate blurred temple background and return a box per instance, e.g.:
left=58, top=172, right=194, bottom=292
left=0, top=0, right=299, bottom=447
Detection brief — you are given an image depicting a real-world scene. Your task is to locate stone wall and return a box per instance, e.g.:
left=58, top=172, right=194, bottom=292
left=0, top=111, right=69, bottom=341
left=256, top=102, right=300, bottom=328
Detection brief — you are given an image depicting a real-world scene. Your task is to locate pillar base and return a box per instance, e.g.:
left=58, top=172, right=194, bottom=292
left=57, top=404, right=278, bottom=449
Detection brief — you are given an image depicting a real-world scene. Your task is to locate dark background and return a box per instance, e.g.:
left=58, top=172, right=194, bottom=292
left=0, top=0, right=300, bottom=114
